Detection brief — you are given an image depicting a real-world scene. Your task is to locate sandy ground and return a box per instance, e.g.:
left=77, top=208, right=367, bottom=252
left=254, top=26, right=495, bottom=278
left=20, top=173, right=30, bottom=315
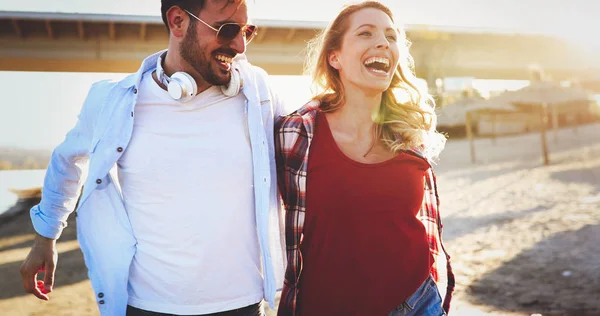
left=433, top=123, right=600, bottom=316
left=1, top=123, right=599, bottom=316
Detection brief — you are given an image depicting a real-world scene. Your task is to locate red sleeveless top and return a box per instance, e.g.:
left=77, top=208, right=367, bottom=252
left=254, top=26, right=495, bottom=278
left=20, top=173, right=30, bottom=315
left=297, top=112, right=433, bottom=316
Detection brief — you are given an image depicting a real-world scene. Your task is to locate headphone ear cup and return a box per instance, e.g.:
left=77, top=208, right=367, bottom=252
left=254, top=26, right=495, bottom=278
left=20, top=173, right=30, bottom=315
left=221, top=69, right=241, bottom=97
left=168, top=72, right=198, bottom=102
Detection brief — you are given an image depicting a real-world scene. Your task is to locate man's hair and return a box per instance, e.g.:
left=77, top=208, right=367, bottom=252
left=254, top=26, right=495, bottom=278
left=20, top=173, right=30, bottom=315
left=160, top=0, right=242, bottom=32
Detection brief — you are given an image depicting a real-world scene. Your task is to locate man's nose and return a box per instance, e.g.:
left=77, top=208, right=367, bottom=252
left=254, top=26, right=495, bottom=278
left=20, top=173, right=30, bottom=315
left=229, top=30, right=246, bottom=55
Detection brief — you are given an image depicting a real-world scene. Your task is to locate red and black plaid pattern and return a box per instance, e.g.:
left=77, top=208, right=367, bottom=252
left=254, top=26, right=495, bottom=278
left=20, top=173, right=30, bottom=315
left=275, top=101, right=454, bottom=316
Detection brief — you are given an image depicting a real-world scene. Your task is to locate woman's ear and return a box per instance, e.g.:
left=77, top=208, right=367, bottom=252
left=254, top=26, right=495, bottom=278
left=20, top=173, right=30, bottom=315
left=328, top=53, right=341, bottom=70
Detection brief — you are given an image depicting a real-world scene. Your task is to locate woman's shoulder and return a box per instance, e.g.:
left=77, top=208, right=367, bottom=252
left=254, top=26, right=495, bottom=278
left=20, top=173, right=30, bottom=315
left=275, top=100, right=320, bottom=130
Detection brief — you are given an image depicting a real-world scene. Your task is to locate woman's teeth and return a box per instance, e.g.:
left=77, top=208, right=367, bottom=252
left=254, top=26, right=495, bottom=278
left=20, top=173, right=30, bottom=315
left=364, top=56, right=390, bottom=73
left=364, top=57, right=389, bottom=67
left=369, top=68, right=388, bottom=74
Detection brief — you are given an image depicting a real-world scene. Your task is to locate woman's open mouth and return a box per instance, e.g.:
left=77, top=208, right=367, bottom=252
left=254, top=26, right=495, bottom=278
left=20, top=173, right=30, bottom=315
left=363, top=56, right=391, bottom=76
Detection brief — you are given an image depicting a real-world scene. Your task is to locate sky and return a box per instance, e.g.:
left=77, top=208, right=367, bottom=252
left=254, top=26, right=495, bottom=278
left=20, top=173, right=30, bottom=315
left=0, top=72, right=128, bottom=149
left=1, top=0, right=599, bottom=150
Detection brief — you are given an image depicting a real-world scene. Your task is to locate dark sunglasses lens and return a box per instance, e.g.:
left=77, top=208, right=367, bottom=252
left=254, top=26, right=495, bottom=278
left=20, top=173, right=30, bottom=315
left=217, top=24, right=242, bottom=42
left=244, top=25, right=257, bottom=42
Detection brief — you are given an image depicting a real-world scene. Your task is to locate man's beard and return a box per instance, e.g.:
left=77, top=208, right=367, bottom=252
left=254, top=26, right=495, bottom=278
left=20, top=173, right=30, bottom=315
left=180, top=25, right=231, bottom=87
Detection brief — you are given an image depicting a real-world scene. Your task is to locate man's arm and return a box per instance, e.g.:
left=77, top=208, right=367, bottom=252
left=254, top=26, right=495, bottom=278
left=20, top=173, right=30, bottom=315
left=20, top=82, right=101, bottom=300
left=270, top=86, right=289, bottom=120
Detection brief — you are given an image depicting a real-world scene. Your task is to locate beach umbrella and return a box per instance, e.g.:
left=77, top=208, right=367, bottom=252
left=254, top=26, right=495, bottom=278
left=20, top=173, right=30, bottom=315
left=464, top=100, right=518, bottom=113
left=501, top=81, right=593, bottom=142
left=496, top=81, right=593, bottom=106
left=436, top=96, right=484, bottom=127
left=460, top=98, right=519, bottom=163
left=577, top=74, right=600, bottom=93
left=471, top=81, right=594, bottom=165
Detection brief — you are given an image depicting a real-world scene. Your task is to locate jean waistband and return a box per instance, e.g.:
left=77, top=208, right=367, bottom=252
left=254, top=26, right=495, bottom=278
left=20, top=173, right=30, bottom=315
left=404, top=275, right=436, bottom=310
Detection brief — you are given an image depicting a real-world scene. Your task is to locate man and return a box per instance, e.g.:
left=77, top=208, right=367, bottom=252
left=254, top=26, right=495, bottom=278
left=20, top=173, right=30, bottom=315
left=19, top=1, right=286, bottom=315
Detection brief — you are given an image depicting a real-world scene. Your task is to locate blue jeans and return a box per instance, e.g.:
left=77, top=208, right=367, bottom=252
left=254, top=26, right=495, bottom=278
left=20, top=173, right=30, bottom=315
left=388, top=276, right=446, bottom=316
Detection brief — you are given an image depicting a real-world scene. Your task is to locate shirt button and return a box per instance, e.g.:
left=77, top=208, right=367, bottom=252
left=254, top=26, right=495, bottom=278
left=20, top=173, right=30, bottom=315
left=117, top=147, right=123, bottom=153
left=133, top=88, right=138, bottom=94
left=98, top=293, right=104, bottom=298
left=99, top=300, right=105, bottom=305
left=96, top=179, right=102, bottom=184
left=131, top=111, right=134, bottom=117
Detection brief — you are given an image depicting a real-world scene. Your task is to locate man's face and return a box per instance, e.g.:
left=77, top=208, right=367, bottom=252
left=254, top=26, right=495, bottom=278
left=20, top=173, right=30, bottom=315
left=180, top=1, right=248, bottom=86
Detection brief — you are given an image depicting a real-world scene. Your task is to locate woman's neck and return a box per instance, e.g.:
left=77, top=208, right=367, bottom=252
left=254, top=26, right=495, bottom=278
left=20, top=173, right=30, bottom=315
left=327, top=86, right=382, bottom=137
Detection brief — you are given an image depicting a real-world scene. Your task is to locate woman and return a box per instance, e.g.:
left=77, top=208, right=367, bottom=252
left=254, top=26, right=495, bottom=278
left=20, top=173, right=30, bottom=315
left=275, top=1, right=454, bottom=315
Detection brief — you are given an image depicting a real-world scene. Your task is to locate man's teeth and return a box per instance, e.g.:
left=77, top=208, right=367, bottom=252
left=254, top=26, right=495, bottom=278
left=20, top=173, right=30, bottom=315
left=216, top=55, right=233, bottom=63
left=364, top=57, right=389, bottom=68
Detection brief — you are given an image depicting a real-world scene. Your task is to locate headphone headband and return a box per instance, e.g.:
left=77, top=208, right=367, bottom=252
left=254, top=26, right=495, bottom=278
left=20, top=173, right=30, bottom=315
left=156, top=52, right=170, bottom=87
left=155, top=51, right=241, bottom=102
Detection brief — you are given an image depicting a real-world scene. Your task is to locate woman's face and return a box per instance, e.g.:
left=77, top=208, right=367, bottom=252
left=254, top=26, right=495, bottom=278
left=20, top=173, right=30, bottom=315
left=330, top=8, right=400, bottom=95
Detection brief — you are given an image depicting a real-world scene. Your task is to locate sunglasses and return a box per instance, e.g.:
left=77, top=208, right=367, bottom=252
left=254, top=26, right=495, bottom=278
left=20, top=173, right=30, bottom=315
left=183, top=9, right=258, bottom=44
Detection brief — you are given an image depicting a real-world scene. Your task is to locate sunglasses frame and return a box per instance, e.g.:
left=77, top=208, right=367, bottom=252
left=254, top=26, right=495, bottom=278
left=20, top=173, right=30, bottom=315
left=183, top=9, right=257, bottom=44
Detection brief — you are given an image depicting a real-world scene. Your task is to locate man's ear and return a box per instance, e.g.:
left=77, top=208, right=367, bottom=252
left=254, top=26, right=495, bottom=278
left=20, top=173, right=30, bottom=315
left=328, top=53, right=341, bottom=70
left=166, top=6, right=189, bottom=38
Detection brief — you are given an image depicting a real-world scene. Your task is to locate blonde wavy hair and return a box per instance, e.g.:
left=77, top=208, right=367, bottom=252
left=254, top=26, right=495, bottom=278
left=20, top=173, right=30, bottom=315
left=305, top=0, right=446, bottom=158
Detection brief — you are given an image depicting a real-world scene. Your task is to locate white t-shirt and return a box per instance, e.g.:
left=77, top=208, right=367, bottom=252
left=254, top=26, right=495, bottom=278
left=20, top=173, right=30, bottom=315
left=117, top=71, right=262, bottom=314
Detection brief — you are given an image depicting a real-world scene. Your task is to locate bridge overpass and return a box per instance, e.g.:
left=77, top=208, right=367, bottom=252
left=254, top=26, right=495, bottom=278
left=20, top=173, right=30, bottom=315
left=1, top=11, right=599, bottom=83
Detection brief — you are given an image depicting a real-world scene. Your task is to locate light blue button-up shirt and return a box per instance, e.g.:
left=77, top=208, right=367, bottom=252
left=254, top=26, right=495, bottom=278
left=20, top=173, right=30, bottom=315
left=30, top=50, right=287, bottom=316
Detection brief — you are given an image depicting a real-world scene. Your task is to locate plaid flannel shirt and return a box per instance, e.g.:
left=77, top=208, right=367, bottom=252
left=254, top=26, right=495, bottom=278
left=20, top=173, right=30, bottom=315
left=275, top=101, right=455, bottom=316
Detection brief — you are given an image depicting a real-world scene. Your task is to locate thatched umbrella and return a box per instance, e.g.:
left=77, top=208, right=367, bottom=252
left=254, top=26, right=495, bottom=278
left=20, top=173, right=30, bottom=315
left=470, top=81, right=594, bottom=165
left=496, top=81, right=592, bottom=105
left=436, top=96, right=485, bottom=128
left=461, top=99, right=519, bottom=163
left=464, top=101, right=518, bottom=113
left=576, top=74, right=600, bottom=94
left=495, top=81, right=593, bottom=141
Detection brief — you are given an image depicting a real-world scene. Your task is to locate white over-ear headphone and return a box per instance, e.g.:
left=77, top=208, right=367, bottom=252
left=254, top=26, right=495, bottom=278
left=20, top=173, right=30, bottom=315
left=155, top=52, right=242, bottom=102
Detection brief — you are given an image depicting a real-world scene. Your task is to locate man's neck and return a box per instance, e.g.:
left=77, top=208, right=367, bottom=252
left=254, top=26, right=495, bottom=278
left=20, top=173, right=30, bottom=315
left=162, top=50, right=212, bottom=94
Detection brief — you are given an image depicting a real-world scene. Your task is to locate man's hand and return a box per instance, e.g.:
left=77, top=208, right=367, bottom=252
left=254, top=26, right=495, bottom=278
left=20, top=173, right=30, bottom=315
left=20, top=234, right=58, bottom=300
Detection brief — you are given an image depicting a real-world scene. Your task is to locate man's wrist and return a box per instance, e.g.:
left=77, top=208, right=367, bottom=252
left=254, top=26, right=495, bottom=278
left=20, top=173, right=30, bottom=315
left=34, top=233, right=56, bottom=244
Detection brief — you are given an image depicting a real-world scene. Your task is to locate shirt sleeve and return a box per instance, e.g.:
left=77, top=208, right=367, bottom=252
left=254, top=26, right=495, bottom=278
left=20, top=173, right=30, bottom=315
left=30, top=82, right=103, bottom=239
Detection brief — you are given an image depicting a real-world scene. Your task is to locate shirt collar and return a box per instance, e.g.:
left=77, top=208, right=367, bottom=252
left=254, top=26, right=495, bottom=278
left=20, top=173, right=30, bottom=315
left=117, top=49, right=168, bottom=89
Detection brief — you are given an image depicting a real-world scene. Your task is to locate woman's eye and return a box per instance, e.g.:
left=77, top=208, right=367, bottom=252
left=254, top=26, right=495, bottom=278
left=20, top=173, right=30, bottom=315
left=386, top=35, right=397, bottom=41
left=359, top=31, right=372, bottom=36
